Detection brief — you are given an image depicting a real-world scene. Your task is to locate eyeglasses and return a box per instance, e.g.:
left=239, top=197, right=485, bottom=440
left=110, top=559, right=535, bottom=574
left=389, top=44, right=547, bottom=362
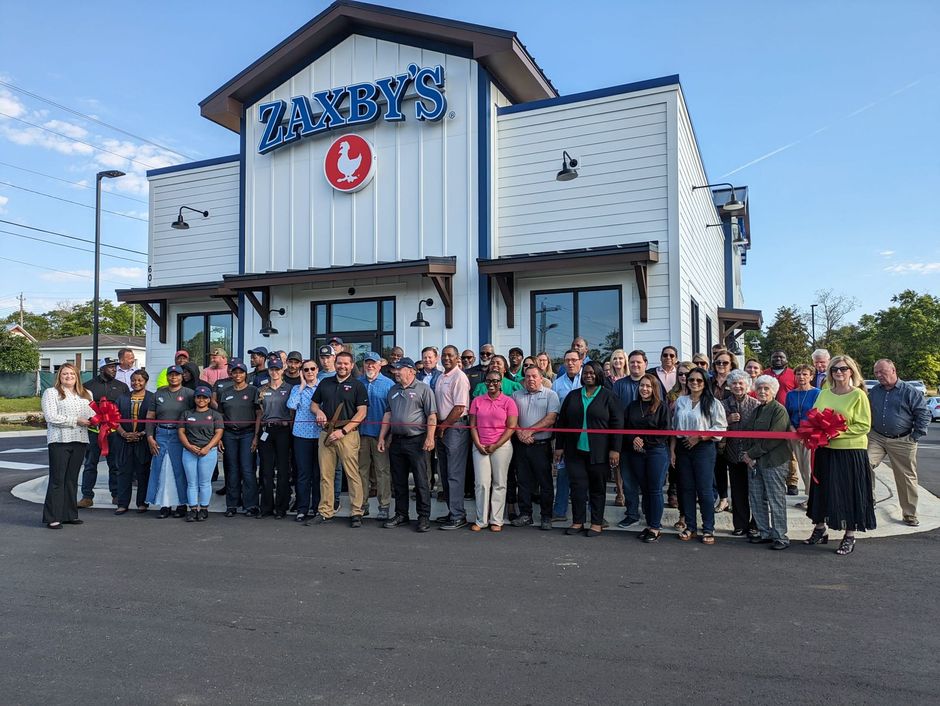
left=693, top=361, right=708, bottom=367
left=677, top=372, right=688, bottom=377
left=302, top=367, right=317, bottom=372
left=662, top=353, right=676, bottom=358
left=687, top=378, right=705, bottom=385
left=479, top=351, right=493, bottom=357
left=831, top=366, right=851, bottom=373
left=485, top=379, right=502, bottom=385
left=462, top=355, right=474, bottom=360
left=713, top=361, right=730, bottom=367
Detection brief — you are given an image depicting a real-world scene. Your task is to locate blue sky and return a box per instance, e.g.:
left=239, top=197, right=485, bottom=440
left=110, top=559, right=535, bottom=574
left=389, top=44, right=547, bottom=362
left=0, top=0, right=937, bottom=325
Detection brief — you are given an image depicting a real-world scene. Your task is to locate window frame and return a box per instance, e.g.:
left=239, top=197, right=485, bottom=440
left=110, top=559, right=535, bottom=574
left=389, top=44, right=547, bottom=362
left=309, top=297, right=396, bottom=360
left=690, top=298, right=701, bottom=356
left=529, top=285, right=623, bottom=365
left=177, top=311, right=234, bottom=368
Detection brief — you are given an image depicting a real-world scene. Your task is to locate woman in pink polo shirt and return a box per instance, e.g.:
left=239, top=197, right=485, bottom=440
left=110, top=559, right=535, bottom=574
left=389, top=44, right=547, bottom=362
left=469, top=371, right=519, bottom=531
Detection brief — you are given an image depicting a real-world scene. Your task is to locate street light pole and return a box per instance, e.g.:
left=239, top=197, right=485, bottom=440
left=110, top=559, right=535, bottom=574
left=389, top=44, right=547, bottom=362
left=93, top=170, right=125, bottom=368
left=810, top=303, right=818, bottom=347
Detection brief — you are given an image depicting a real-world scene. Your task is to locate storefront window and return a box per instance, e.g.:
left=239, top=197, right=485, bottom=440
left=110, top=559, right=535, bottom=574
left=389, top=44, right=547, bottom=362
left=311, top=298, right=395, bottom=363
left=178, top=312, right=233, bottom=367
left=531, top=287, right=621, bottom=368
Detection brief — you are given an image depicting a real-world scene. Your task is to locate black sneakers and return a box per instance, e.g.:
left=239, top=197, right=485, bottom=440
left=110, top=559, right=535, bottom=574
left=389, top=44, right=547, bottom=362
left=416, top=517, right=431, bottom=532
left=383, top=514, right=409, bottom=528
left=350, top=515, right=363, bottom=528
left=439, top=518, right=468, bottom=531
left=306, top=514, right=333, bottom=526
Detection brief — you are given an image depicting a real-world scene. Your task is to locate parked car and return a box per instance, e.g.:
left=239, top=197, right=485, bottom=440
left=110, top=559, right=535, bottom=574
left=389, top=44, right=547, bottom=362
left=864, top=379, right=878, bottom=392
left=906, top=380, right=927, bottom=396
left=927, top=397, right=940, bottom=422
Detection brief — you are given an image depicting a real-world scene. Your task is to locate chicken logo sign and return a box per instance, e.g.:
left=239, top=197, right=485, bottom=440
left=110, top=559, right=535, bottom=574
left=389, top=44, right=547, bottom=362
left=323, top=134, right=376, bottom=193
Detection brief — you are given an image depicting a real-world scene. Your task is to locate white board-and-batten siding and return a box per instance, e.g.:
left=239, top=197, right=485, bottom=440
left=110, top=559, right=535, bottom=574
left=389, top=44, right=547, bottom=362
left=675, top=92, right=725, bottom=359
left=148, top=160, right=240, bottom=287
left=492, top=86, right=675, bottom=354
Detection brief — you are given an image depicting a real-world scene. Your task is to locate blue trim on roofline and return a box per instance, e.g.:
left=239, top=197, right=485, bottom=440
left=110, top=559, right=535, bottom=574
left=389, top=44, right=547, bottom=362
left=477, top=67, right=492, bottom=346
left=237, top=112, right=247, bottom=358
left=146, top=154, right=240, bottom=178
left=240, top=27, right=473, bottom=115
left=496, top=74, right=680, bottom=116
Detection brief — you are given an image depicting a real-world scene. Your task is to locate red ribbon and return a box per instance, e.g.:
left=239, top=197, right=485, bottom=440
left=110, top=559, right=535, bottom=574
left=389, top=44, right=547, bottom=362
left=89, top=397, right=122, bottom=457
left=795, top=408, right=847, bottom=484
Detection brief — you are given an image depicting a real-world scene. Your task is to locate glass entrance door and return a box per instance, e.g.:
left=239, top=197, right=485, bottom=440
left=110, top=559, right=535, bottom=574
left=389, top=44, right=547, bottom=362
left=311, top=298, right=396, bottom=364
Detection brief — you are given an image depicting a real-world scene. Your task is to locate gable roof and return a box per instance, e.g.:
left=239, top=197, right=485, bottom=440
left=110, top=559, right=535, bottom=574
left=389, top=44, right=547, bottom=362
left=200, top=0, right=557, bottom=132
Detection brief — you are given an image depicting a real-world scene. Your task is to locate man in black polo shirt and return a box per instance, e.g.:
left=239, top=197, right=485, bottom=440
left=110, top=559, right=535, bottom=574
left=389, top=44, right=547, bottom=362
left=247, top=346, right=270, bottom=388
left=377, top=357, right=438, bottom=532
left=78, top=357, right=130, bottom=508
left=309, top=351, right=369, bottom=527
left=283, top=351, right=303, bottom=386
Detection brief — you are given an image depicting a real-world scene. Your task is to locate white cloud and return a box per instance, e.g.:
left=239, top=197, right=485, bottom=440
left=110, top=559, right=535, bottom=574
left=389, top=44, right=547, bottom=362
left=0, top=86, right=27, bottom=119
left=104, top=266, right=146, bottom=280
left=879, top=250, right=895, bottom=257
left=884, top=262, right=940, bottom=275
left=43, top=119, right=88, bottom=140
left=0, top=194, right=8, bottom=213
left=40, top=269, right=93, bottom=283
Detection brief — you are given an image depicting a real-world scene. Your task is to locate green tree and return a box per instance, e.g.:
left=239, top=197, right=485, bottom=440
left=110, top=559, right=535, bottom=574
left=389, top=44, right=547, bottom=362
left=41, top=300, right=145, bottom=338
left=861, top=290, right=940, bottom=385
left=763, top=306, right=810, bottom=363
left=0, top=328, right=39, bottom=372
left=0, top=311, right=54, bottom=341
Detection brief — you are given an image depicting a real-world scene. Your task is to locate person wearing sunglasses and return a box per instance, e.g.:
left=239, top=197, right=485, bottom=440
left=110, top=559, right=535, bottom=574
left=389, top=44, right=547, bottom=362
left=286, top=360, right=322, bottom=523
left=464, top=344, right=494, bottom=391
left=762, top=350, right=800, bottom=495
left=805, top=356, right=874, bottom=556
left=670, top=367, right=727, bottom=544
left=469, top=371, right=518, bottom=531
left=710, top=350, right=738, bottom=513
left=692, top=355, right=709, bottom=371
left=665, top=361, right=694, bottom=513
left=653, top=346, right=679, bottom=392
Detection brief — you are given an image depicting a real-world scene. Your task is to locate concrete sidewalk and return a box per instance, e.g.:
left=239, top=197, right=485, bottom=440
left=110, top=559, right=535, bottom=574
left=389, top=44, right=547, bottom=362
left=12, top=460, right=938, bottom=540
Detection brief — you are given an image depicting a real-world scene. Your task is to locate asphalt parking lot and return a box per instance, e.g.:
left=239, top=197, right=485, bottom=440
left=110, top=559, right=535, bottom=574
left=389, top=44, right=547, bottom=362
left=2, top=429, right=939, bottom=704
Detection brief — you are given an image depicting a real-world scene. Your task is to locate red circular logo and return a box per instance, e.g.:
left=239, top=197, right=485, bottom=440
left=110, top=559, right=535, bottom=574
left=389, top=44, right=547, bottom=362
left=324, top=134, right=376, bottom=193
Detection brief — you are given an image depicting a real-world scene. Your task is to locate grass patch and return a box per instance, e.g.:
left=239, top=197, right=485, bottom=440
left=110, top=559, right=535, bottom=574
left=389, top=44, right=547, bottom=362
left=0, top=397, right=40, bottom=413
left=0, top=423, right=40, bottom=433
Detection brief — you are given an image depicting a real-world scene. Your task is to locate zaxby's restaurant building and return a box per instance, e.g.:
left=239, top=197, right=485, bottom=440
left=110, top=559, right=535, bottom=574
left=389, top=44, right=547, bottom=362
left=118, top=0, right=761, bottom=369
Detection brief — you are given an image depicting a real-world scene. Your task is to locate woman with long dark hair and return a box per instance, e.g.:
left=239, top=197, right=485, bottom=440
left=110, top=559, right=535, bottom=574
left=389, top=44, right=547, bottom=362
left=554, top=361, right=623, bottom=537
left=671, top=367, right=727, bottom=544
left=624, top=373, right=670, bottom=542
left=711, top=349, right=739, bottom=513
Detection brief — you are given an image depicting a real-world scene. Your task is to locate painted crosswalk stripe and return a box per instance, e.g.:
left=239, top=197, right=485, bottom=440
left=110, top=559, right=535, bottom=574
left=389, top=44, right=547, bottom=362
left=0, top=461, right=45, bottom=470
left=0, top=448, right=46, bottom=454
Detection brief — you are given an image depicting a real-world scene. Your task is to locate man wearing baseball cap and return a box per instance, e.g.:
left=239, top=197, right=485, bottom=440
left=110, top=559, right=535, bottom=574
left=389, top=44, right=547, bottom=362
left=77, top=357, right=130, bottom=508
left=247, top=347, right=270, bottom=388
left=377, top=357, right=438, bottom=532
left=283, top=351, right=304, bottom=387
left=156, top=350, right=193, bottom=390
left=202, top=347, right=230, bottom=386
left=214, top=358, right=261, bottom=517
left=316, top=345, right=336, bottom=381
left=357, top=352, right=395, bottom=520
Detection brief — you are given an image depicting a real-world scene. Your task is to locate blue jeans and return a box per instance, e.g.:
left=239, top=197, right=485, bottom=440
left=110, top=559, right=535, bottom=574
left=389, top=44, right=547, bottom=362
left=146, top=427, right=186, bottom=507
left=293, top=436, right=321, bottom=516
left=676, top=440, right=717, bottom=533
left=80, top=429, right=119, bottom=499
left=619, top=454, right=641, bottom=524
left=223, top=430, right=258, bottom=510
left=438, top=427, right=470, bottom=521
left=627, top=444, right=669, bottom=529
left=182, top=447, right=218, bottom=507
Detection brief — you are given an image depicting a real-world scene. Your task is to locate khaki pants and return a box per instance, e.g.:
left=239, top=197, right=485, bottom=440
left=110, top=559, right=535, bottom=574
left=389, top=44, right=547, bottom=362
left=787, top=453, right=800, bottom=488
left=358, top=435, right=391, bottom=508
left=868, top=431, right=919, bottom=518
left=318, top=430, right=364, bottom=518
left=789, top=439, right=812, bottom=492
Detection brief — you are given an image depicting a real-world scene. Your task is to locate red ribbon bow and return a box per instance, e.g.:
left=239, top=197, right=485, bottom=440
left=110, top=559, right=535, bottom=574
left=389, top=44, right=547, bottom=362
left=796, top=408, right=847, bottom=484
left=89, top=397, right=122, bottom=457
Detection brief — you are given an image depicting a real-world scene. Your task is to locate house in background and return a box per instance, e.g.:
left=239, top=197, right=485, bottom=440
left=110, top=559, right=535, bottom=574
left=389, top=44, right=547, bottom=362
left=4, top=323, right=37, bottom=343
left=36, top=335, right=146, bottom=373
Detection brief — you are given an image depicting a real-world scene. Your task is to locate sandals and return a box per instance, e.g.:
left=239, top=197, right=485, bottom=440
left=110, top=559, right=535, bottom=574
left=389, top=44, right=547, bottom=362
left=677, top=529, right=693, bottom=541
left=701, top=533, right=715, bottom=545
left=640, top=528, right=660, bottom=543
left=835, top=536, right=856, bottom=555
left=673, top=517, right=687, bottom=531
left=114, top=507, right=129, bottom=515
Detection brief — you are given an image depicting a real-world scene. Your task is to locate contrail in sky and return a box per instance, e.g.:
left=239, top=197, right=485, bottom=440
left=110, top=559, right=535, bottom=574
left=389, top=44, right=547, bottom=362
left=721, top=78, right=925, bottom=178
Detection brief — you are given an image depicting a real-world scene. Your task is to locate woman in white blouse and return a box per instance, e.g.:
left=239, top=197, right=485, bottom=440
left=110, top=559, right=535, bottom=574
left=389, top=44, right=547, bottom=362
left=40, top=363, right=93, bottom=529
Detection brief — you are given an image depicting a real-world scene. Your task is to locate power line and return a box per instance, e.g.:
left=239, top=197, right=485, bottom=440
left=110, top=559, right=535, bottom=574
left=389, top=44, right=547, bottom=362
left=0, top=180, right=148, bottom=222
left=0, top=79, right=196, bottom=161
left=0, top=160, right=148, bottom=205
left=0, top=255, right=135, bottom=286
left=0, top=229, right=147, bottom=264
left=0, top=218, right=146, bottom=255
left=0, top=111, right=160, bottom=169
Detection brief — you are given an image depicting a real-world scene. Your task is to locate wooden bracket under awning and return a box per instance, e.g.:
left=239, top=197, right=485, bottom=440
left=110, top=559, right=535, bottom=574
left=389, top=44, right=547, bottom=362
left=115, top=281, right=236, bottom=345
left=717, top=307, right=763, bottom=343
left=477, top=242, right=660, bottom=327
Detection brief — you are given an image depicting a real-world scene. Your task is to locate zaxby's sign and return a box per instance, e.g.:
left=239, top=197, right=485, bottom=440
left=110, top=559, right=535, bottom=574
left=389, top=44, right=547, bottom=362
left=257, top=64, right=446, bottom=155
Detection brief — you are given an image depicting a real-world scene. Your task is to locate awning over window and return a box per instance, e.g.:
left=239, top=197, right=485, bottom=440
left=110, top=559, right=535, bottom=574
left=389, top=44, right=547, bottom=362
left=115, top=281, right=237, bottom=344
left=717, top=307, right=763, bottom=343
left=477, top=242, right=660, bottom=327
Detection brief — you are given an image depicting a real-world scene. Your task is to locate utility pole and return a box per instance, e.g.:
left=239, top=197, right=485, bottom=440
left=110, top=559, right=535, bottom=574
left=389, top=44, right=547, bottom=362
left=810, top=303, right=818, bottom=348
left=17, top=292, right=24, bottom=327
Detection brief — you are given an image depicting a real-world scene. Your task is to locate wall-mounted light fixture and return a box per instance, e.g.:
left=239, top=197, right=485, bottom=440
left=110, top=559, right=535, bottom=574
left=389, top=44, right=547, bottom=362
left=555, top=151, right=579, bottom=182
left=171, top=205, right=210, bottom=230
left=706, top=216, right=748, bottom=245
left=692, top=182, right=745, bottom=212
left=259, top=307, right=286, bottom=337
left=409, top=298, right=433, bottom=327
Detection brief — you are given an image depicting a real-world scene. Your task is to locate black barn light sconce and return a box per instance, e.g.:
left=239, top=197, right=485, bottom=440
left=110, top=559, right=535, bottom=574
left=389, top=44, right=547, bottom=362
left=171, top=205, right=210, bottom=230
left=259, top=307, right=286, bottom=337
left=410, top=298, right=433, bottom=328
left=692, top=182, right=744, bottom=212
left=555, top=150, right=579, bottom=182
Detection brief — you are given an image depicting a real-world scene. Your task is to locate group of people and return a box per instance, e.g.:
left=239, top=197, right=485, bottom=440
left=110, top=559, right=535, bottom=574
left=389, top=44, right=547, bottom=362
left=39, top=337, right=931, bottom=556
